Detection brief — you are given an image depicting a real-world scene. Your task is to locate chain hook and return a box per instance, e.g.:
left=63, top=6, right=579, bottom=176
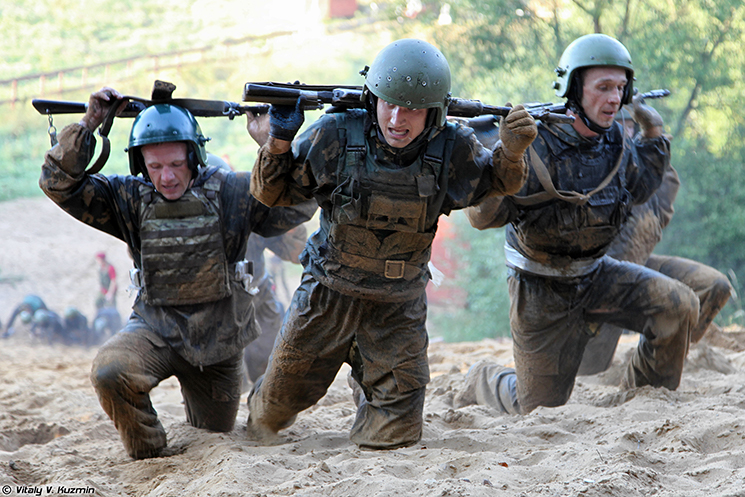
left=47, top=113, right=58, bottom=147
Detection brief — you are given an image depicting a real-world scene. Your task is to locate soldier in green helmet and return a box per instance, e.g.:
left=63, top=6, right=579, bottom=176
left=456, top=34, right=701, bottom=415
left=40, top=86, right=313, bottom=459
left=576, top=108, right=732, bottom=375
left=2, top=294, right=48, bottom=339
left=245, top=38, right=537, bottom=449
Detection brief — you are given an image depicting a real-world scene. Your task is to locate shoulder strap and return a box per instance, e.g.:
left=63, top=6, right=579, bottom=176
left=512, top=132, right=627, bottom=206
left=202, top=165, right=227, bottom=201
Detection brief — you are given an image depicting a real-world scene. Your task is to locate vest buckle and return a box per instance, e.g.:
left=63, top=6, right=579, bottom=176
left=384, top=260, right=406, bottom=279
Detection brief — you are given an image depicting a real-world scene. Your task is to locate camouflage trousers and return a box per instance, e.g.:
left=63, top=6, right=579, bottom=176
left=578, top=254, right=732, bottom=375
left=247, top=270, right=430, bottom=449
left=90, top=317, right=243, bottom=459
left=243, top=280, right=285, bottom=383
left=485, top=256, right=699, bottom=415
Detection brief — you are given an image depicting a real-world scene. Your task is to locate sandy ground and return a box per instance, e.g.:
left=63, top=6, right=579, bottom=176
left=2, top=196, right=745, bottom=497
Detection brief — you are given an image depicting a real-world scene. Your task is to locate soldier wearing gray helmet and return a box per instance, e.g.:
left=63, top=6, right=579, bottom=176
left=246, top=38, right=537, bottom=449
left=457, top=34, right=700, bottom=415
left=40, top=87, right=310, bottom=459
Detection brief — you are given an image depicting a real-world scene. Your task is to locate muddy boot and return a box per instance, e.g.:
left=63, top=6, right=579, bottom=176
left=347, top=371, right=365, bottom=407
left=245, top=375, right=292, bottom=444
left=453, top=360, right=520, bottom=414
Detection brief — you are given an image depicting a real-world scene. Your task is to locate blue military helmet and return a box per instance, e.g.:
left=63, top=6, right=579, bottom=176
left=126, top=103, right=211, bottom=178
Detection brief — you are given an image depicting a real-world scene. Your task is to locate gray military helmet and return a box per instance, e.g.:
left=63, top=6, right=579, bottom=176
left=363, top=38, right=452, bottom=127
left=553, top=33, right=634, bottom=105
left=206, top=152, right=233, bottom=172
left=126, top=104, right=211, bottom=177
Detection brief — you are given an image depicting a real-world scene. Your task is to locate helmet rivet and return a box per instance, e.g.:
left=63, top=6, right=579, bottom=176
left=406, top=100, right=412, bottom=105
left=406, top=76, right=412, bottom=82
left=392, top=67, right=397, bottom=72
left=422, top=81, right=427, bottom=87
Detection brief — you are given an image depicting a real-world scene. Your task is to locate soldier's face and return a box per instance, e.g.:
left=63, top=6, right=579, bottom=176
left=142, top=142, right=193, bottom=200
left=376, top=98, right=428, bottom=148
left=580, top=66, right=627, bottom=130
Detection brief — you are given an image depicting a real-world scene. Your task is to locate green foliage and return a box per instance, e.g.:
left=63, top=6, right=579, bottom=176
left=0, top=0, right=390, bottom=197
left=428, top=212, right=512, bottom=342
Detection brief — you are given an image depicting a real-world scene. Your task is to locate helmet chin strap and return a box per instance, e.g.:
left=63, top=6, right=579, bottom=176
left=568, top=100, right=612, bottom=135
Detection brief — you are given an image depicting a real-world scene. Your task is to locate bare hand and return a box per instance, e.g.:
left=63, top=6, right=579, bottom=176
left=246, top=111, right=271, bottom=147
left=630, top=93, right=664, bottom=138
left=79, top=87, right=127, bottom=132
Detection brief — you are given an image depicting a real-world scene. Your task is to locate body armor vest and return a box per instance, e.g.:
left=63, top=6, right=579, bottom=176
left=509, top=123, right=633, bottom=261
left=324, top=111, right=455, bottom=280
left=138, top=167, right=232, bottom=306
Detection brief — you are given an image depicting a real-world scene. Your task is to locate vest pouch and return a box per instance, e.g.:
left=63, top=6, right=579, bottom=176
left=328, top=223, right=381, bottom=257
left=366, top=192, right=427, bottom=233
left=332, top=191, right=361, bottom=224
left=140, top=180, right=232, bottom=307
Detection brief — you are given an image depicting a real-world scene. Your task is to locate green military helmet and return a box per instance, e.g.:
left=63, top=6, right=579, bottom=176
left=19, top=310, right=33, bottom=324
left=553, top=33, right=634, bottom=105
left=126, top=103, right=211, bottom=177
left=33, top=309, right=51, bottom=325
left=363, top=38, right=452, bottom=127
left=63, top=306, right=81, bottom=320
left=206, top=152, right=233, bottom=172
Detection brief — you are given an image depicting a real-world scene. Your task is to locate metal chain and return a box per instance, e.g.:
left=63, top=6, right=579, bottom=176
left=47, top=114, right=58, bottom=146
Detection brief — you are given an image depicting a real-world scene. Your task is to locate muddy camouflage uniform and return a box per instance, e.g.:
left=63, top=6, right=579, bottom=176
left=465, top=116, right=701, bottom=414
left=242, top=217, right=313, bottom=383
left=577, top=161, right=732, bottom=375
left=464, top=114, right=733, bottom=377
left=40, top=123, right=308, bottom=459
left=248, top=100, right=527, bottom=447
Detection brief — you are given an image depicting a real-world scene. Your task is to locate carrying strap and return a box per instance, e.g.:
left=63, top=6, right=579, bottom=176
left=512, top=131, right=627, bottom=207
left=85, top=101, right=120, bottom=175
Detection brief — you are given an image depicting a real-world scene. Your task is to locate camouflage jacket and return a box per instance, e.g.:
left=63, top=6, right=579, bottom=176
left=467, top=121, right=669, bottom=269
left=605, top=163, right=679, bottom=264
left=40, top=123, right=309, bottom=366
left=250, top=110, right=527, bottom=301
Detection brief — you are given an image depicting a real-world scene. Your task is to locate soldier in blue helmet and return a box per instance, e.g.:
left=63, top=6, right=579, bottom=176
left=40, top=86, right=312, bottom=459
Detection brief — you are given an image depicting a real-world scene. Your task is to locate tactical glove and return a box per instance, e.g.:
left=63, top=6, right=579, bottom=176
left=269, top=96, right=305, bottom=142
left=630, top=93, right=664, bottom=137
left=499, top=105, right=538, bottom=162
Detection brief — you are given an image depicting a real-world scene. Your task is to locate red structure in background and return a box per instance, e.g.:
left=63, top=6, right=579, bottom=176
left=328, top=0, right=358, bottom=18
left=427, top=216, right=468, bottom=308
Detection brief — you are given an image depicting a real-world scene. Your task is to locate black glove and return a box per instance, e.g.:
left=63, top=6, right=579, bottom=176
left=269, top=96, right=305, bottom=141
